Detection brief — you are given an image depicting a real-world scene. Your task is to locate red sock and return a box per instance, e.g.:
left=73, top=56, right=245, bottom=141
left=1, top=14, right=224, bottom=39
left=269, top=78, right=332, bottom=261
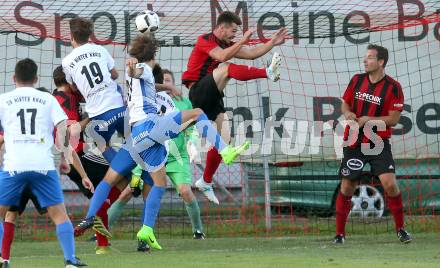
left=203, top=148, right=222, bottom=184
left=96, top=187, right=121, bottom=247
left=228, top=64, right=267, bottom=81
left=2, top=222, right=15, bottom=260
left=108, top=187, right=122, bottom=204
left=335, top=192, right=352, bottom=236
left=96, top=207, right=109, bottom=247
left=387, top=193, right=404, bottom=231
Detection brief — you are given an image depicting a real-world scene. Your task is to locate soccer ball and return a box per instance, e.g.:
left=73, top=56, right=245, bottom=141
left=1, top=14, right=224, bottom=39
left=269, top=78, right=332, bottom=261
left=135, top=10, right=160, bottom=33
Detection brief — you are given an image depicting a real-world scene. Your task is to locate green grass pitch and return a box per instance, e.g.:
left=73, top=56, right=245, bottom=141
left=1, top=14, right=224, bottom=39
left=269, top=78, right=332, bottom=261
left=8, top=233, right=440, bottom=268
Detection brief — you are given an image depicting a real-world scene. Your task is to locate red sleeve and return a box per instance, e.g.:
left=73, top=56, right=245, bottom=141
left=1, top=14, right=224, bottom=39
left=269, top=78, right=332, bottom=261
left=196, top=35, right=218, bottom=54
left=342, top=75, right=358, bottom=105
left=389, top=83, right=404, bottom=112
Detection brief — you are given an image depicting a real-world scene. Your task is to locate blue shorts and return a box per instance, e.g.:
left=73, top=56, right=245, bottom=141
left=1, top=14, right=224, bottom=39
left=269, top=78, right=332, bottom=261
left=130, top=111, right=182, bottom=172
left=109, top=146, right=137, bottom=177
left=90, top=106, right=127, bottom=143
left=0, top=170, right=64, bottom=208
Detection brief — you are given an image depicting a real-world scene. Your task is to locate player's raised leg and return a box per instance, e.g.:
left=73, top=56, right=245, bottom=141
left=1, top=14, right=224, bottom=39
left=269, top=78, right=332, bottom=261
left=182, top=12, right=286, bottom=204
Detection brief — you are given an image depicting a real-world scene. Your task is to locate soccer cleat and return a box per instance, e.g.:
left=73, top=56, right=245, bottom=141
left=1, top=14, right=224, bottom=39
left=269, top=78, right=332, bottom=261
left=219, top=141, right=251, bottom=165
left=95, top=246, right=112, bottom=255
left=137, top=240, right=151, bottom=253
left=137, top=225, right=162, bottom=250
left=266, top=52, right=282, bottom=82
left=65, top=257, right=87, bottom=267
left=74, top=216, right=112, bottom=239
left=193, top=230, right=206, bottom=240
left=195, top=178, right=219, bottom=205
left=397, top=229, right=412, bottom=244
left=333, top=234, right=345, bottom=244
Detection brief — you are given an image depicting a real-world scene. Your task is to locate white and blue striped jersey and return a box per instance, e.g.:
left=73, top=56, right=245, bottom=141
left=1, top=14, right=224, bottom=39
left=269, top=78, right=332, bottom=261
left=125, top=63, right=158, bottom=125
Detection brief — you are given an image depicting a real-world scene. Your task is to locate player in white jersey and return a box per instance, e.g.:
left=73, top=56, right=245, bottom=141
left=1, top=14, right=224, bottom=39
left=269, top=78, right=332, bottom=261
left=75, top=33, right=250, bottom=249
left=0, top=59, right=89, bottom=268
left=63, top=18, right=145, bottom=241
left=62, top=17, right=134, bottom=176
left=128, top=33, right=250, bottom=249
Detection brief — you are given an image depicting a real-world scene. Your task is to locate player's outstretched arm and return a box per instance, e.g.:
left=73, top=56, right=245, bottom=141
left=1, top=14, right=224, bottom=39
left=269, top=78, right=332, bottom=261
left=208, top=29, right=253, bottom=62
left=235, top=28, right=287, bottom=60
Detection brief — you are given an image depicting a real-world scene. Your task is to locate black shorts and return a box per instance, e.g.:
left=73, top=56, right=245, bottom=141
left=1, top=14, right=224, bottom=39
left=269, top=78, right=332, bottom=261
left=188, top=74, right=225, bottom=121
left=9, top=186, right=47, bottom=215
left=339, top=139, right=396, bottom=180
left=67, top=152, right=108, bottom=199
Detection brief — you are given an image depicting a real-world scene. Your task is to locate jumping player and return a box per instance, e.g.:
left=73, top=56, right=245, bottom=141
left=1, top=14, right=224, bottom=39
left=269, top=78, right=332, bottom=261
left=182, top=11, right=287, bottom=204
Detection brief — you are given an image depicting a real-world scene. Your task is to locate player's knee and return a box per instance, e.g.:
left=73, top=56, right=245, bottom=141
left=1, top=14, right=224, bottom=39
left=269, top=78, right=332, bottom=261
left=383, top=182, right=399, bottom=196
left=340, top=180, right=357, bottom=196
left=5, top=211, right=18, bottom=223
left=47, top=205, right=69, bottom=225
left=179, top=185, right=193, bottom=201
left=119, top=189, right=133, bottom=202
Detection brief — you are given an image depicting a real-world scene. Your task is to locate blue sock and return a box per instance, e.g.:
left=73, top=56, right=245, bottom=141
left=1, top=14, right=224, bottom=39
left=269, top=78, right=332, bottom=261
left=102, top=147, right=117, bottom=163
left=0, top=220, right=3, bottom=252
left=86, top=181, right=111, bottom=218
left=56, top=221, right=75, bottom=263
left=195, top=113, right=227, bottom=152
left=143, top=186, right=165, bottom=227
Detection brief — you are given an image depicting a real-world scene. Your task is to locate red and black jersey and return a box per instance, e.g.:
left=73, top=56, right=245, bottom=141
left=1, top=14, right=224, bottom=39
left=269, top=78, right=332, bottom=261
left=53, top=90, right=85, bottom=152
left=182, top=33, right=233, bottom=88
left=342, top=73, right=404, bottom=141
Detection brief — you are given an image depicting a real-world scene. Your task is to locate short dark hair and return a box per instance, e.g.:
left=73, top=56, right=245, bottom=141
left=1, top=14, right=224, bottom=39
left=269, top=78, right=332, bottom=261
left=129, top=33, right=158, bottom=63
left=70, top=17, right=93, bottom=44
left=367, top=44, right=389, bottom=68
left=162, top=69, right=175, bottom=84
left=152, top=64, right=163, bottom=84
left=15, top=58, right=37, bottom=83
left=53, top=66, right=68, bottom=87
left=216, top=11, right=242, bottom=27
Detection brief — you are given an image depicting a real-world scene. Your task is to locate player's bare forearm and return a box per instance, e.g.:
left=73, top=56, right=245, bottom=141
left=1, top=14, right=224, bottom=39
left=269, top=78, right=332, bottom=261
left=155, top=83, right=169, bottom=92
left=236, top=41, right=274, bottom=60
left=210, top=42, right=244, bottom=62
left=71, top=149, right=88, bottom=179
left=341, top=100, right=351, bottom=114
left=341, top=100, right=356, bottom=121
left=359, top=112, right=401, bottom=128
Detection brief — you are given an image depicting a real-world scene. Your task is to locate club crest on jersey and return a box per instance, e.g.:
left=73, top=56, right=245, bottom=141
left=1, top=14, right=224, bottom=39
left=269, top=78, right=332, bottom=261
left=355, top=92, right=381, bottom=105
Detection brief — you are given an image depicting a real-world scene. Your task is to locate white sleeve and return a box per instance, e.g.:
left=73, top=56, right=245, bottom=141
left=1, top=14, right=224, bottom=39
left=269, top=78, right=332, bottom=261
left=50, top=96, right=68, bottom=126
left=62, top=59, right=73, bottom=85
left=103, top=47, right=115, bottom=70
left=139, top=67, right=154, bottom=83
